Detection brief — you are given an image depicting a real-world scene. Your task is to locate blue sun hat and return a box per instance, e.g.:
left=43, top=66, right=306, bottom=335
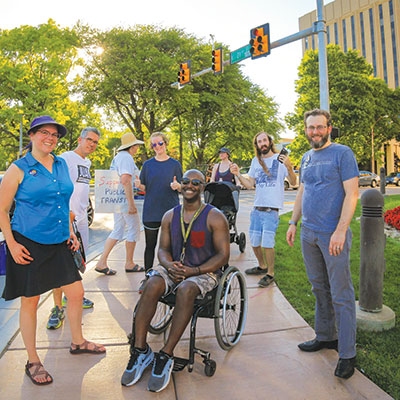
left=218, top=147, right=231, bottom=156
left=27, top=115, right=67, bottom=138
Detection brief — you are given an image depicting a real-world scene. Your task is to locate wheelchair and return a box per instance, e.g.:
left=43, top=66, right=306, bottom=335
left=128, top=265, right=248, bottom=377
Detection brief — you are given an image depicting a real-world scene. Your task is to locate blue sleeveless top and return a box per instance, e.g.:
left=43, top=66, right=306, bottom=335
left=170, top=203, right=215, bottom=268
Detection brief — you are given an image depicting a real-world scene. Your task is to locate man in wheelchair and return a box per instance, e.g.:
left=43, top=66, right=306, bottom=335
left=121, top=169, right=230, bottom=392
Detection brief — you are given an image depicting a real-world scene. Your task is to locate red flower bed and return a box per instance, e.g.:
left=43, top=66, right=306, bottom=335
left=384, top=206, right=400, bottom=230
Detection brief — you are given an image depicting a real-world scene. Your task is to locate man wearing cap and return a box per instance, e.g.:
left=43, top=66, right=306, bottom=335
left=95, top=132, right=144, bottom=275
left=210, top=147, right=240, bottom=185
left=230, top=132, right=297, bottom=287
left=0, top=115, right=105, bottom=385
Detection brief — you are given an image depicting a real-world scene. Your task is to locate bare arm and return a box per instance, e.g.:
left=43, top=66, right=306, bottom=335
left=209, top=164, right=218, bottom=183
left=282, top=155, right=297, bottom=186
left=286, top=183, right=304, bottom=247
left=158, top=210, right=175, bottom=268
left=329, top=176, right=359, bottom=255
left=230, top=163, right=255, bottom=189
left=120, top=173, right=136, bottom=214
left=0, top=165, right=33, bottom=264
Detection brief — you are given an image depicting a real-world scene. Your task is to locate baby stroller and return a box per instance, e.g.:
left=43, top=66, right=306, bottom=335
left=204, top=181, right=246, bottom=253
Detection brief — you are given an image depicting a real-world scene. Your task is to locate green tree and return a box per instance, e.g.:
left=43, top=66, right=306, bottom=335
left=286, top=45, right=399, bottom=168
left=0, top=20, right=99, bottom=168
left=75, top=24, right=283, bottom=170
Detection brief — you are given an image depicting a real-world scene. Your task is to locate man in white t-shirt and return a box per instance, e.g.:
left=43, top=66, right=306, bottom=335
left=46, top=127, right=100, bottom=330
left=230, top=132, right=297, bottom=287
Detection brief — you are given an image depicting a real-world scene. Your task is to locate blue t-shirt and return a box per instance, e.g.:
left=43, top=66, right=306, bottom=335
left=300, top=143, right=359, bottom=233
left=140, top=157, right=182, bottom=223
left=12, top=152, right=73, bottom=244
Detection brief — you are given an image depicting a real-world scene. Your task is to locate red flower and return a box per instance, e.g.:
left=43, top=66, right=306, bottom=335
left=384, top=206, right=400, bottom=230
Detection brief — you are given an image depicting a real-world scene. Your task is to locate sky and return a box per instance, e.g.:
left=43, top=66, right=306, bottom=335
left=0, top=0, right=326, bottom=137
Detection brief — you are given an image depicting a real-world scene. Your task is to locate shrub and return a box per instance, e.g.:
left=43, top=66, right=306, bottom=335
left=384, top=206, right=400, bottom=230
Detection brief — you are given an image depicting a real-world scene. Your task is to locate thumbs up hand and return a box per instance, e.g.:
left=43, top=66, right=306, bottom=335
left=170, top=175, right=180, bottom=191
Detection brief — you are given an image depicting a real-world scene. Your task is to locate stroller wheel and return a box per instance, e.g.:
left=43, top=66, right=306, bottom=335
left=238, top=232, right=246, bottom=253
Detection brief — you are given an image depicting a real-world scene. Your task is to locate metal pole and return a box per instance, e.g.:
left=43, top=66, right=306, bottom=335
left=371, top=125, right=375, bottom=174
left=316, top=0, right=330, bottom=111
left=19, top=116, right=23, bottom=159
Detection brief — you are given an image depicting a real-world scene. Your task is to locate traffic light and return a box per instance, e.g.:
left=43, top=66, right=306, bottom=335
left=212, top=47, right=223, bottom=75
left=178, top=60, right=191, bottom=85
left=249, top=23, right=270, bottom=59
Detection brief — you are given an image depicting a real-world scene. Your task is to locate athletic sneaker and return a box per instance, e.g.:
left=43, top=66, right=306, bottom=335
left=147, top=351, right=174, bottom=393
left=62, top=296, right=94, bottom=309
left=46, top=306, right=65, bottom=330
left=245, top=266, right=268, bottom=275
left=121, top=344, right=154, bottom=386
left=258, top=274, right=275, bottom=288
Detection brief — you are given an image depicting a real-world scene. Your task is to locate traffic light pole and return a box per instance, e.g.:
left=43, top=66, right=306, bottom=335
left=173, top=0, right=329, bottom=111
left=264, top=0, right=329, bottom=110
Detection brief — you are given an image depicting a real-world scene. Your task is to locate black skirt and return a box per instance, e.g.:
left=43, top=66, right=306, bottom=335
left=2, top=231, right=82, bottom=300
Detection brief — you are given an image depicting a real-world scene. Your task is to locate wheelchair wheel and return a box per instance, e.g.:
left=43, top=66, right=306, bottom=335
left=238, top=232, right=246, bottom=253
left=204, top=359, right=217, bottom=377
left=214, top=265, right=247, bottom=350
left=148, top=302, right=173, bottom=335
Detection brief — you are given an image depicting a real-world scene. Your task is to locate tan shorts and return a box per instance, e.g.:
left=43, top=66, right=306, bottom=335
left=148, top=265, right=218, bottom=299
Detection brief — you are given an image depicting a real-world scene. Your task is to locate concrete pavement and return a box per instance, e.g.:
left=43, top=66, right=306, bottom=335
left=0, top=194, right=393, bottom=399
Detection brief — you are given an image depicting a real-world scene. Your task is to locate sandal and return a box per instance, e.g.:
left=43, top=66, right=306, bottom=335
left=125, top=264, right=145, bottom=273
left=95, top=267, right=117, bottom=275
left=25, top=361, right=53, bottom=385
left=70, top=340, right=106, bottom=355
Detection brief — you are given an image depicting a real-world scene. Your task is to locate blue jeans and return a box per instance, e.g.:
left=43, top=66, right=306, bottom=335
left=300, top=226, right=356, bottom=359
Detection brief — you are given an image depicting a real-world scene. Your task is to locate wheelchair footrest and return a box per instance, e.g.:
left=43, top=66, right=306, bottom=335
left=173, top=356, right=189, bottom=372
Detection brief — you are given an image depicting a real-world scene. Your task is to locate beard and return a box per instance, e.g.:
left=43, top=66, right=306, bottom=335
left=258, top=144, right=272, bottom=155
left=307, top=132, right=330, bottom=149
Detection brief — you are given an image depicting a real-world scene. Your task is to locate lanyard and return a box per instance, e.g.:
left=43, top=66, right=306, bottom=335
left=180, top=204, right=204, bottom=263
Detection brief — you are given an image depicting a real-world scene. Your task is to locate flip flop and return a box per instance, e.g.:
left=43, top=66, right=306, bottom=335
left=125, top=264, right=145, bottom=273
left=70, top=340, right=106, bottom=355
left=25, top=361, right=53, bottom=385
left=95, top=267, right=117, bottom=275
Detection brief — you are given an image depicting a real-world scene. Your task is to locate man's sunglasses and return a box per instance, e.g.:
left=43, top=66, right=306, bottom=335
left=181, top=178, right=204, bottom=186
left=151, top=141, right=165, bottom=148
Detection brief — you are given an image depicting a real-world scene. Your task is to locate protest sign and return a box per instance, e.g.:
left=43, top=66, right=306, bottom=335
left=94, top=170, right=128, bottom=213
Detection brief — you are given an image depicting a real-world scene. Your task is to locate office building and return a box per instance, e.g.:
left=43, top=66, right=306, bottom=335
left=299, top=0, right=400, bottom=174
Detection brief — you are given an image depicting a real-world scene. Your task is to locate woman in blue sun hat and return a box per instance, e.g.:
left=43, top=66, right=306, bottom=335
left=210, top=147, right=240, bottom=185
left=0, top=115, right=105, bottom=386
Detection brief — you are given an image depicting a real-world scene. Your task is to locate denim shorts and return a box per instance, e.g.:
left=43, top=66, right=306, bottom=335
left=249, top=208, right=279, bottom=248
left=148, top=265, right=218, bottom=298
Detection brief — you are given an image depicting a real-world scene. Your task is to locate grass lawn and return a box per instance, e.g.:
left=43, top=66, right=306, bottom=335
left=275, top=194, right=400, bottom=399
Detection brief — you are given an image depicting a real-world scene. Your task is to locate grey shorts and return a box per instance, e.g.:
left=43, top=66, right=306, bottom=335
left=148, top=265, right=218, bottom=299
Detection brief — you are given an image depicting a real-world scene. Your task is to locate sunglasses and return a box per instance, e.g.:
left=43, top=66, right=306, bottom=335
left=151, top=141, right=165, bottom=148
left=181, top=178, right=204, bottom=186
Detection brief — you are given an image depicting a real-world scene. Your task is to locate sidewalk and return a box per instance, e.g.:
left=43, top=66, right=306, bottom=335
left=0, top=198, right=393, bottom=399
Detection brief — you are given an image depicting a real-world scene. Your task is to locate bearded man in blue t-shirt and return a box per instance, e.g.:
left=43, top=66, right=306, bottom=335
left=286, top=109, right=359, bottom=380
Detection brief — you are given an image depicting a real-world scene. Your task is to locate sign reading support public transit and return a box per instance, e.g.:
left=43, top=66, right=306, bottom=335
left=95, top=170, right=128, bottom=213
